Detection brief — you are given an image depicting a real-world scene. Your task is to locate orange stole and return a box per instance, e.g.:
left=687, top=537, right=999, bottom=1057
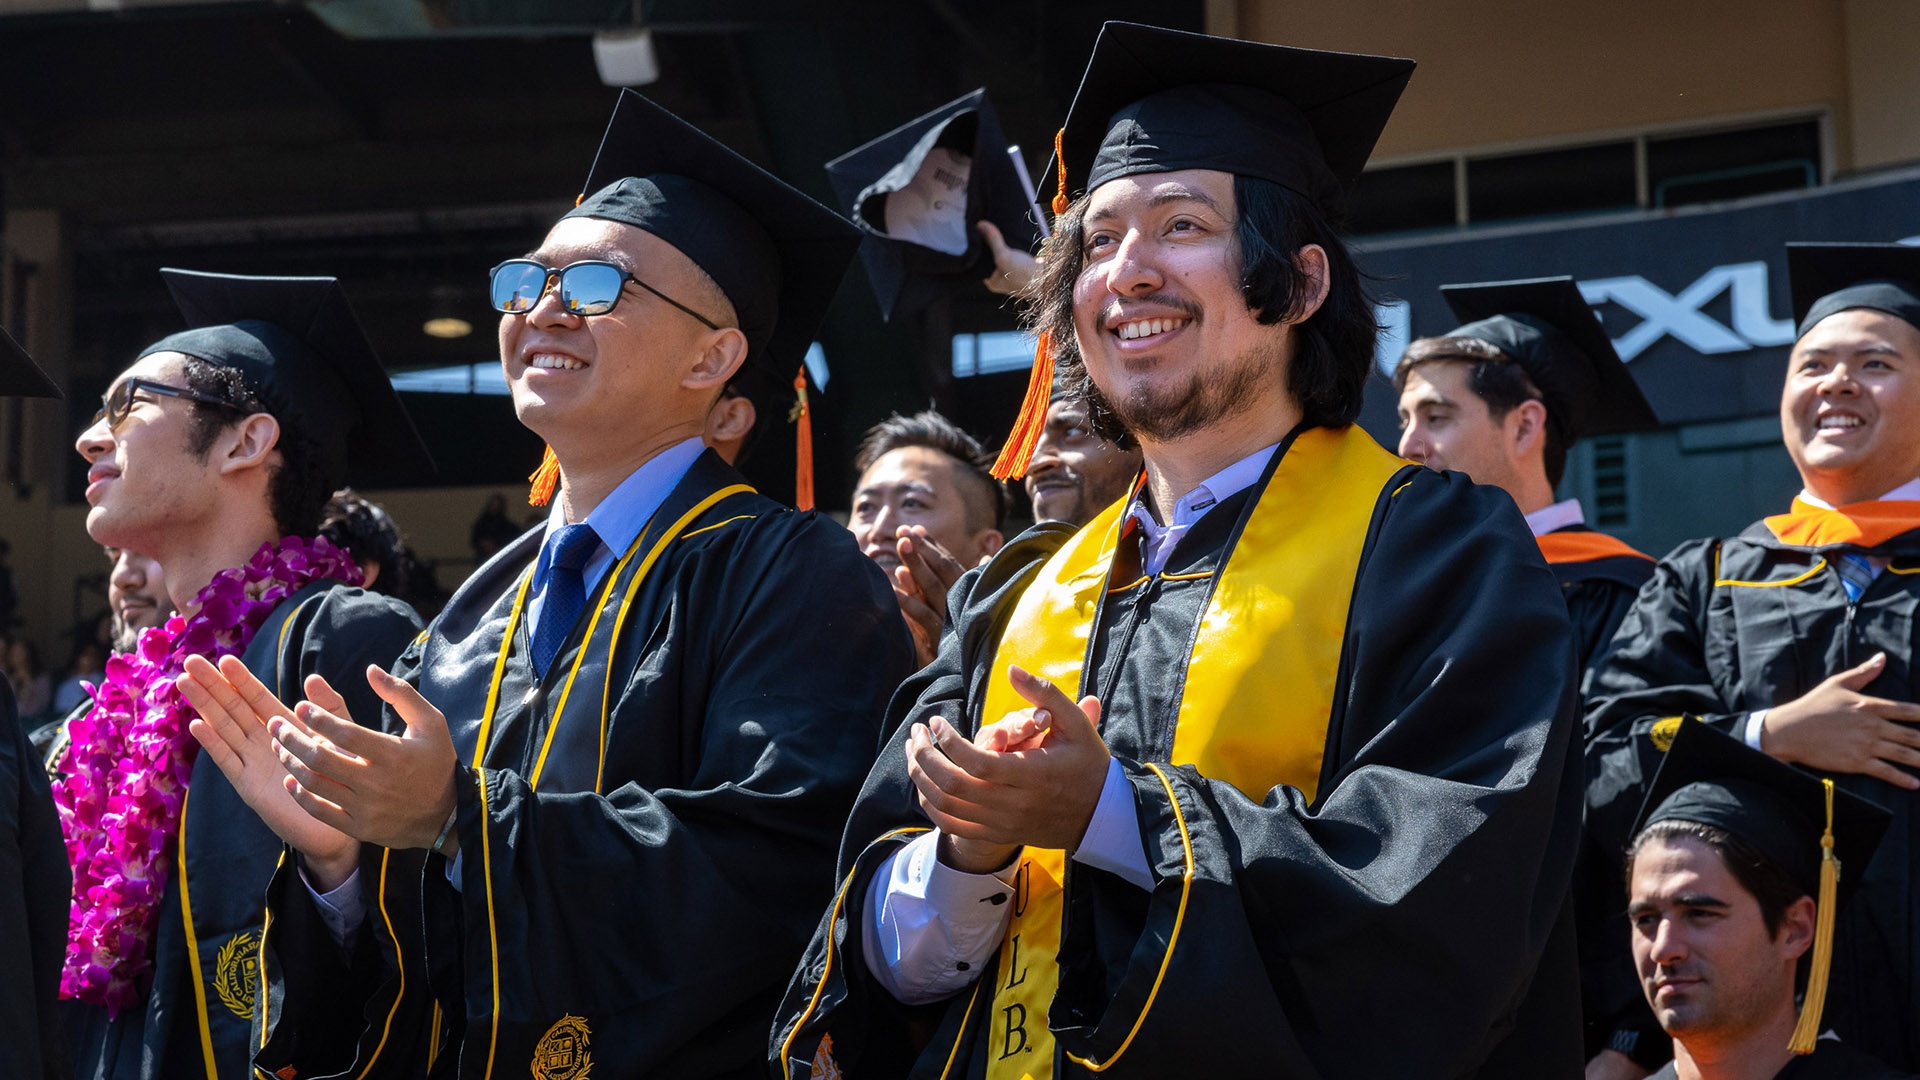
left=977, top=426, right=1407, bottom=1080
left=1535, top=529, right=1652, bottom=566
left=1763, top=498, right=1920, bottom=549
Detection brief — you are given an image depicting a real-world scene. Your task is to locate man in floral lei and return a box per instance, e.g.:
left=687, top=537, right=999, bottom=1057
left=0, top=326, right=71, bottom=1079
left=57, top=269, right=429, bottom=1078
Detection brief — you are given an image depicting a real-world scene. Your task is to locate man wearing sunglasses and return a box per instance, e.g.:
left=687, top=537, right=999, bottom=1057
left=58, top=270, right=429, bottom=1079
left=184, top=90, right=911, bottom=1077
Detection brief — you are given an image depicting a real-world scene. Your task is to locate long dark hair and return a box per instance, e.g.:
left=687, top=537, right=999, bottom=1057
left=1022, top=174, right=1379, bottom=444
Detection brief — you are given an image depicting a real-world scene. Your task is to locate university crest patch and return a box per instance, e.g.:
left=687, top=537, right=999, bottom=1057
left=214, top=929, right=261, bottom=1019
left=533, top=1014, right=593, bottom=1080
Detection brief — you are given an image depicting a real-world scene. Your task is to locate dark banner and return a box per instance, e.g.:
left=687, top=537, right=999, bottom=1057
left=1352, top=166, right=1920, bottom=440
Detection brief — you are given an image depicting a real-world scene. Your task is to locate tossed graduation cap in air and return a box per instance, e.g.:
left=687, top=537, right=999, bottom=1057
left=1632, top=721, right=1891, bottom=1056
left=142, top=269, right=433, bottom=489
left=541, top=89, right=862, bottom=509
left=0, top=325, right=60, bottom=399
left=1439, top=276, right=1660, bottom=443
left=825, top=89, right=1044, bottom=321
left=991, top=23, right=1416, bottom=480
left=1787, top=242, right=1920, bottom=339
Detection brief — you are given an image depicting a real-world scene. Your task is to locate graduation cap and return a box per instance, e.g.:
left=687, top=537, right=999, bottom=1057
left=140, top=269, right=433, bottom=489
left=1438, top=276, right=1660, bottom=443
left=0, top=324, right=60, bottom=399
left=1047, top=22, right=1414, bottom=222
left=825, top=89, right=1044, bottom=321
left=1787, top=242, right=1920, bottom=340
left=1632, top=721, right=1892, bottom=1055
left=535, top=89, right=861, bottom=509
left=990, top=23, right=1415, bottom=481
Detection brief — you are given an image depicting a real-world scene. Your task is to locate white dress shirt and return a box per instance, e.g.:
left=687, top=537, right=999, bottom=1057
left=864, top=442, right=1279, bottom=1003
left=1522, top=497, right=1586, bottom=538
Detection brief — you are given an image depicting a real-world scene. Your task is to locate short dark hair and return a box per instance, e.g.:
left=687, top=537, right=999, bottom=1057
left=317, top=488, right=409, bottom=597
left=1627, top=820, right=1807, bottom=942
left=1024, top=174, right=1380, bottom=445
left=854, top=410, right=1007, bottom=531
left=178, top=356, right=333, bottom=536
left=1393, top=336, right=1570, bottom=487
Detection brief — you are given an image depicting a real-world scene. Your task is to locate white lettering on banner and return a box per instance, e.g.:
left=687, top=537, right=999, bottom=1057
left=1580, top=261, right=1793, bottom=361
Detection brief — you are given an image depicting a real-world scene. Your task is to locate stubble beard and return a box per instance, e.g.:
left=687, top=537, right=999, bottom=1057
left=1089, top=336, right=1284, bottom=445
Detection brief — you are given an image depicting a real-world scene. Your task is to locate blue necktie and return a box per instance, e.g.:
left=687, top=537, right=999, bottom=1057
left=530, top=523, right=600, bottom=678
left=1836, top=552, right=1878, bottom=603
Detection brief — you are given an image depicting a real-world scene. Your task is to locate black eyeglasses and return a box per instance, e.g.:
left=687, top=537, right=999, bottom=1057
left=488, top=259, right=721, bottom=329
left=93, top=378, right=240, bottom=430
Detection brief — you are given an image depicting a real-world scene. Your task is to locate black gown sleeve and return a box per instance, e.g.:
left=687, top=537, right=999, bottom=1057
left=769, top=524, right=1072, bottom=1080
left=0, top=678, right=71, bottom=1080
left=445, top=515, right=914, bottom=1073
left=1047, top=470, right=1584, bottom=1078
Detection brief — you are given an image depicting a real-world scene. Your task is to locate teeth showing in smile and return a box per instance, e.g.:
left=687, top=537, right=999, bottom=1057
left=1115, top=317, right=1190, bottom=341
left=1818, top=414, right=1864, bottom=431
left=529, top=353, right=585, bottom=371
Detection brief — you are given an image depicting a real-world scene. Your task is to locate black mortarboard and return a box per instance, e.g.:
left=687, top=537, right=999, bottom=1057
left=825, top=89, right=1044, bottom=321
left=1633, top=721, right=1889, bottom=903
left=1439, top=276, right=1660, bottom=443
left=0, top=325, right=60, bottom=399
left=140, top=269, right=433, bottom=488
left=1788, top=242, right=1920, bottom=340
left=1048, top=22, right=1415, bottom=220
left=564, top=89, right=861, bottom=383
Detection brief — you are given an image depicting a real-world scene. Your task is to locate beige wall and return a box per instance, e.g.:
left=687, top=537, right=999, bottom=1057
left=1845, top=0, right=1920, bottom=169
left=1224, top=0, right=1874, bottom=166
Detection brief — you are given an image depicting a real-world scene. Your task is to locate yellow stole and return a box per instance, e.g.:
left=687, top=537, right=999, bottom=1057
left=979, top=426, right=1408, bottom=1080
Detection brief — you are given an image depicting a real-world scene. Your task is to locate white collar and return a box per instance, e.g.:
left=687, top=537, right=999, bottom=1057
left=1522, top=498, right=1586, bottom=538
left=1797, top=475, right=1920, bottom=511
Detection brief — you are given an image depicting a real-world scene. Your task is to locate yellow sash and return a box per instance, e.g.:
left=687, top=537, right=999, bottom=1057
left=979, top=427, right=1406, bottom=1080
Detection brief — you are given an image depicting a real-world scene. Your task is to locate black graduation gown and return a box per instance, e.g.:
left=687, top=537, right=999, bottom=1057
left=1535, top=525, right=1668, bottom=1067
left=1587, top=523, right=1920, bottom=1070
left=255, top=451, right=914, bottom=1080
left=0, top=677, right=71, bottom=1080
left=1647, top=1038, right=1920, bottom=1079
left=57, top=583, right=421, bottom=1080
left=772, top=442, right=1586, bottom=1079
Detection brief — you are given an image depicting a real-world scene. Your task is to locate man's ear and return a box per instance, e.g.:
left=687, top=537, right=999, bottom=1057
left=1777, top=894, right=1817, bottom=961
left=684, top=327, right=750, bottom=392
left=1507, top=399, right=1549, bottom=461
left=705, top=393, right=757, bottom=445
left=216, top=413, right=281, bottom=478
left=977, top=528, right=1006, bottom=561
left=1287, top=244, right=1332, bottom=325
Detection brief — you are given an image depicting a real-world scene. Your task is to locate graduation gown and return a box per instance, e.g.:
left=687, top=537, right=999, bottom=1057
left=1, top=677, right=71, bottom=1080
left=254, top=450, right=914, bottom=1080
left=1533, top=525, right=1666, bottom=1067
left=56, top=583, right=421, bottom=1080
left=773, top=425, right=1586, bottom=1080
left=1587, top=521, right=1920, bottom=1070
left=1647, top=1039, right=1919, bottom=1079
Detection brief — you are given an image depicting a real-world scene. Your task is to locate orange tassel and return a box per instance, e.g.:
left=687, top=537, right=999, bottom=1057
left=790, top=367, right=815, bottom=511
left=989, top=328, right=1056, bottom=481
left=1050, top=127, right=1070, bottom=218
left=527, top=445, right=561, bottom=507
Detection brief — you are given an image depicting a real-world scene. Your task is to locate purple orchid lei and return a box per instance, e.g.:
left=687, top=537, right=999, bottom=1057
left=52, top=534, right=361, bottom=1014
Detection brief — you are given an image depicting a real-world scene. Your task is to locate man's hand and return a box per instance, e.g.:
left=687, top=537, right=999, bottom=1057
left=267, top=665, right=463, bottom=852
left=891, top=526, right=969, bottom=667
left=977, top=220, right=1039, bottom=296
left=1585, top=1050, right=1652, bottom=1080
left=908, top=666, right=1109, bottom=873
left=180, top=654, right=360, bottom=891
left=1762, top=652, right=1920, bottom=789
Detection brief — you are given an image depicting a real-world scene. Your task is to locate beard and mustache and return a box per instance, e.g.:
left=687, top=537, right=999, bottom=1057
left=1071, top=299, right=1285, bottom=445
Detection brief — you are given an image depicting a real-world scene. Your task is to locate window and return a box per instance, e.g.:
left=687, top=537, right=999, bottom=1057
left=1348, top=116, right=1827, bottom=237
left=1589, top=436, right=1633, bottom=528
